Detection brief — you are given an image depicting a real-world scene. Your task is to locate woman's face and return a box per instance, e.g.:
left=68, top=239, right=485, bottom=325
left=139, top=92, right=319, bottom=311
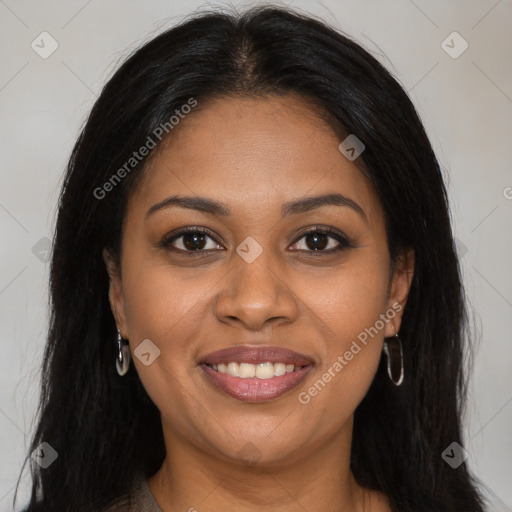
left=105, top=95, right=413, bottom=467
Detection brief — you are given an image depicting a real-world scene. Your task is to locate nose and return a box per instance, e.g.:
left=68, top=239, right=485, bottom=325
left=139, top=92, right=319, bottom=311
left=214, top=250, right=299, bottom=331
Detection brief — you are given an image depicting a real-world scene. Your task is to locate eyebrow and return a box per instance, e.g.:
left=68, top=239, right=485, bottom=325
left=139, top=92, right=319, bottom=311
left=145, top=193, right=367, bottom=221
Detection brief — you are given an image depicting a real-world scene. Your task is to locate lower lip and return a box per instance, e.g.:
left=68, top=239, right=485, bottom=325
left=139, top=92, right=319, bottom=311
left=200, top=364, right=313, bottom=402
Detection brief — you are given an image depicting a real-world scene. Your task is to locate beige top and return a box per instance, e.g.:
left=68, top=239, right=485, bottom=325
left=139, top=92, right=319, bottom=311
left=104, top=473, right=162, bottom=511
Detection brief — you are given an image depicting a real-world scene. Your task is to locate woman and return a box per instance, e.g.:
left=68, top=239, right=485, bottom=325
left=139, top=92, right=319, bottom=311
left=16, top=5, right=486, bottom=511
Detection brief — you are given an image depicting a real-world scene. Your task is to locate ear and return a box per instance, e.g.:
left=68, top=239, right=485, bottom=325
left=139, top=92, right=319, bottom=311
left=103, top=248, right=129, bottom=338
left=384, top=248, right=415, bottom=338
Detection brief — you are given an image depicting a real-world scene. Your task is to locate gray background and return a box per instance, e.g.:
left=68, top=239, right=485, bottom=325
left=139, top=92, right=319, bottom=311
left=1, top=0, right=511, bottom=510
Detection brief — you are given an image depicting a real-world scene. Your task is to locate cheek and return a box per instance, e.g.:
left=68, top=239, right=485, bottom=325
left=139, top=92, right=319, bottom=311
left=122, top=258, right=215, bottom=342
left=119, top=257, right=214, bottom=405
left=298, top=255, right=390, bottom=345
left=120, top=261, right=213, bottom=433
left=294, top=256, right=390, bottom=409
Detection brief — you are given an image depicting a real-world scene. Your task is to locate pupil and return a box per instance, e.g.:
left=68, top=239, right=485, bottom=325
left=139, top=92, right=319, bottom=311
left=184, top=233, right=206, bottom=250
left=306, top=232, right=327, bottom=250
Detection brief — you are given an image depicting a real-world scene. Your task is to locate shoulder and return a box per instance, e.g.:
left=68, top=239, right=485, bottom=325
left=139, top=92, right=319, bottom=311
left=20, top=498, right=132, bottom=512
left=19, top=474, right=161, bottom=512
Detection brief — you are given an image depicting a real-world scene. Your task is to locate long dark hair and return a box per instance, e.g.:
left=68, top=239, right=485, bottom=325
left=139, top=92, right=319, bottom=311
left=16, top=5, right=486, bottom=511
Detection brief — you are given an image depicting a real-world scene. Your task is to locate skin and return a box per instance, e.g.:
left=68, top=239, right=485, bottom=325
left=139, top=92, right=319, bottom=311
left=104, top=94, right=414, bottom=512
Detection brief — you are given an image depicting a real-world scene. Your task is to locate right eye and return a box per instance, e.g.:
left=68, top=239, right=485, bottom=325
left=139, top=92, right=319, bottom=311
left=160, top=227, right=225, bottom=253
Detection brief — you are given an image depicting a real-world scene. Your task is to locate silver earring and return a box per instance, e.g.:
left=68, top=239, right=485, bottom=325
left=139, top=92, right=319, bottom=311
left=116, top=329, right=131, bottom=376
left=383, top=333, right=404, bottom=386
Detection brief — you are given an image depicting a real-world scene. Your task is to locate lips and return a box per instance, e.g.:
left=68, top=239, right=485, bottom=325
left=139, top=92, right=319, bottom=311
left=199, top=345, right=314, bottom=402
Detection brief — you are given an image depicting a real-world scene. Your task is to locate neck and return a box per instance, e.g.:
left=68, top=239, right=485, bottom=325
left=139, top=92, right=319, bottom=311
left=148, top=418, right=386, bottom=512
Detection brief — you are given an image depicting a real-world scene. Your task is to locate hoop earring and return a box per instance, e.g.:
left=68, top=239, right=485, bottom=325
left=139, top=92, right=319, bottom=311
left=383, top=333, right=404, bottom=386
left=116, top=329, right=131, bottom=376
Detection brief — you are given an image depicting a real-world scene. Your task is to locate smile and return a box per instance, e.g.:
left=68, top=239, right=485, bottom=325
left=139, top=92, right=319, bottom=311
left=199, top=345, right=314, bottom=402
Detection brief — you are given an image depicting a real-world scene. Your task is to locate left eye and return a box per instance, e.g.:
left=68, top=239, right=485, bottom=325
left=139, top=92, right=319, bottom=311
left=290, top=228, right=349, bottom=253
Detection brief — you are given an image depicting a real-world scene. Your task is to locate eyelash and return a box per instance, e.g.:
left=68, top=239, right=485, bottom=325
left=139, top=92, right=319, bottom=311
left=160, top=225, right=354, bottom=256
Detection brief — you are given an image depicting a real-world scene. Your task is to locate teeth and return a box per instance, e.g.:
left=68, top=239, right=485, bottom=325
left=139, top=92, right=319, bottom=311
left=209, top=361, right=303, bottom=379
left=274, top=362, right=286, bottom=376
left=227, top=362, right=240, bottom=377
left=239, top=363, right=256, bottom=378
left=255, top=362, right=274, bottom=379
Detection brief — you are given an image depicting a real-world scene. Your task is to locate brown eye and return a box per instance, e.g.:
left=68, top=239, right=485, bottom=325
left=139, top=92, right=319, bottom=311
left=161, top=227, right=223, bottom=253
left=289, top=227, right=352, bottom=254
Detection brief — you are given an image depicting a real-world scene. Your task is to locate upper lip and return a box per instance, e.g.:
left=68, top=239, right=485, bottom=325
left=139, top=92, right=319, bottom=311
left=200, top=345, right=314, bottom=366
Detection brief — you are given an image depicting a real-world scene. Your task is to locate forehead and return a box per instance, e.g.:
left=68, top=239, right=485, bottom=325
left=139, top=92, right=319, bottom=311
left=127, top=95, right=382, bottom=223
